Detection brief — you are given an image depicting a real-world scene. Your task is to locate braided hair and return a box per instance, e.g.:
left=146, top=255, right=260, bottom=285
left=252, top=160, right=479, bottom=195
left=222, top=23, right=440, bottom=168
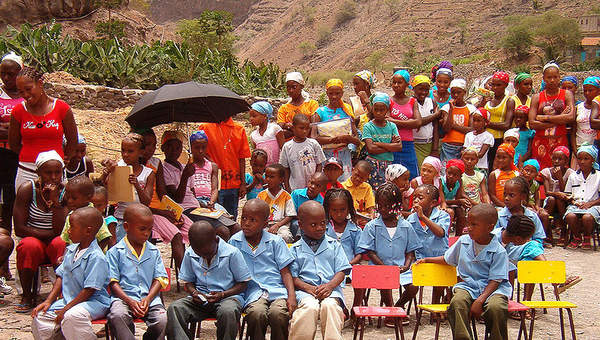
left=506, top=176, right=530, bottom=200
left=17, top=66, right=44, bottom=82
left=251, top=148, right=268, bottom=161
left=419, top=184, right=440, bottom=202
left=323, top=188, right=356, bottom=224
left=505, top=215, right=536, bottom=239
left=375, top=182, right=403, bottom=215
left=123, top=132, right=145, bottom=150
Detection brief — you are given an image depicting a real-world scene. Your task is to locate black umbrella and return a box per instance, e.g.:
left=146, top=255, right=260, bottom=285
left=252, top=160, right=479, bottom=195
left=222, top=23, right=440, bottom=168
left=125, top=82, right=251, bottom=128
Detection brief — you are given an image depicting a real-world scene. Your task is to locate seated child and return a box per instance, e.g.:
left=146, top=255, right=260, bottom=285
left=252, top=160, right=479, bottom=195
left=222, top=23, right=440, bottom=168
left=405, top=184, right=450, bottom=305
left=512, top=106, right=535, bottom=168
left=64, top=134, right=94, bottom=181
left=249, top=101, right=285, bottom=165
left=291, top=171, right=328, bottom=211
left=257, top=163, right=297, bottom=242
left=462, top=108, right=494, bottom=173
left=520, top=160, right=551, bottom=245
left=167, top=221, right=251, bottom=340
left=90, top=186, right=118, bottom=247
left=106, top=204, right=168, bottom=340
left=385, top=164, right=412, bottom=217
left=488, top=143, right=519, bottom=207
left=280, top=114, right=326, bottom=192
left=342, top=160, right=376, bottom=220
left=564, top=144, right=600, bottom=250
left=60, top=176, right=113, bottom=251
left=323, top=188, right=363, bottom=309
left=288, top=201, right=351, bottom=340
left=32, top=207, right=111, bottom=340
left=323, top=158, right=344, bottom=191
left=358, top=183, right=422, bottom=326
left=461, top=147, right=491, bottom=205
left=502, top=128, right=520, bottom=150
left=245, top=149, right=268, bottom=200
left=229, top=199, right=296, bottom=340
left=540, top=146, right=574, bottom=246
left=442, top=159, right=469, bottom=235
left=410, top=156, right=447, bottom=209
left=417, top=204, right=512, bottom=340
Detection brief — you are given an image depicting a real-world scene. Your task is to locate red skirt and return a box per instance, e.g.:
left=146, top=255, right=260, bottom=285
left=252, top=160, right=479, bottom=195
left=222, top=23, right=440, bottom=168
left=531, top=134, right=568, bottom=170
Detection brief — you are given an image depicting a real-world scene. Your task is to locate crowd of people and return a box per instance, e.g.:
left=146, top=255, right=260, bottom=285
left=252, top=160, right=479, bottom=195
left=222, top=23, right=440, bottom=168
left=0, top=51, right=598, bottom=340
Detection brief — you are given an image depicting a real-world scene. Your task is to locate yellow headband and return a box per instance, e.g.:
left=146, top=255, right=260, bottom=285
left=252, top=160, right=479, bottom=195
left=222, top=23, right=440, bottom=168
left=412, top=74, right=431, bottom=87
left=326, top=78, right=344, bottom=89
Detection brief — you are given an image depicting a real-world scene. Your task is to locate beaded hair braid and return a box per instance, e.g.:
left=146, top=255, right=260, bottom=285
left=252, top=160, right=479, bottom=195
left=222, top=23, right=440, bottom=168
left=376, top=182, right=403, bottom=215
left=324, top=188, right=357, bottom=224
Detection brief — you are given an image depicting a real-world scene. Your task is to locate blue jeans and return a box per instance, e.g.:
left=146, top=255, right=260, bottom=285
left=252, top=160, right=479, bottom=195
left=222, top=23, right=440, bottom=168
left=218, top=189, right=240, bottom=220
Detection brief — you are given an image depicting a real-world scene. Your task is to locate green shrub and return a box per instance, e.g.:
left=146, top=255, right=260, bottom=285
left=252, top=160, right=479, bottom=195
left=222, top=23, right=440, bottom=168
left=365, top=49, right=386, bottom=73
left=95, top=19, right=126, bottom=39
left=335, top=1, right=357, bottom=27
left=298, top=41, right=316, bottom=57
left=176, top=11, right=237, bottom=54
left=512, top=64, right=531, bottom=74
left=316, top=25, right=332, bottom=46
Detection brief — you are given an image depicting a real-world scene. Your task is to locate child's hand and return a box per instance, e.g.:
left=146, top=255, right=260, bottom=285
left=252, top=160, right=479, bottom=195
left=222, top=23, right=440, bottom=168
left=182, top=163, right=195, bottom=179
left=414, top=258, right=428, bottom=265
left=31, top=301, right=51, bottom=318
left=138, top=298, right=149, bottom=316
left=413, top=204, right=425, bottom=219
left=577, top=202, right=594, bottom=210
left=459, top=198, right=472, bottom=209
left=42, top=183, right=61, bottom=206
left=126, top=298, right=145, bottom=318
left=398, top=265, right=410, bottom=273
left=286, top=296, right=297, bottom=315
left=128, top=174, right=139, bottom=187
left=199, top=201, right=215, bottom=209
left=56, top=256, right=64, bottom=265
left=238, top=183, right=247, bottom=198
left=555, top=192, right=569, bottom=201
left=315, top=283, right=333, bottom=300
left=206, top=291, right=224, bottom=303
left=391, top=135, right=402, bottom=143
left=470, top=299, right=484, bottom=319
left=55, top=308, right=66, bottom=324
left=550, top=166, right=562, bottom=180
left=358, top=91, right=369, bottom=104
left=101, top=159, right=117, bottom=173
left=253, top=173, right=264, bottom=185
left=268, top=224, right=280, bottom=235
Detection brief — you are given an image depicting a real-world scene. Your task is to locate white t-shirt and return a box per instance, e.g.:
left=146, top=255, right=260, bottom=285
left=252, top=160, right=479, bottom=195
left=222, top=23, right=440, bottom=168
left=386, top=227, right=397, bottom=238
left=413, top=97, right=435, bottom=141
left=565, top=169, right=600, bottom=203
left=463, top=130, right=495, bottom=169
left=541, top=167, right=575, bottom=192
left=279, top=138, right=326, bottom=191
left=575, top=102, right=596, bottom=147
left=250, top=122, right=282, bottom=144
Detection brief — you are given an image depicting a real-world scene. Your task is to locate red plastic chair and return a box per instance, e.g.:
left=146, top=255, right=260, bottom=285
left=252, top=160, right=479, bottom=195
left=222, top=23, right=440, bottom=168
left=448, top=236, right=460, bottom=247
left=351, top=265, right=408, bottom=340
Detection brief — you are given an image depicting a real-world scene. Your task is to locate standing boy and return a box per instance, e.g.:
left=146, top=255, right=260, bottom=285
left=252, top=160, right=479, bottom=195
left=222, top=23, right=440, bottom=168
left=257, top=163, right=297, bottom=242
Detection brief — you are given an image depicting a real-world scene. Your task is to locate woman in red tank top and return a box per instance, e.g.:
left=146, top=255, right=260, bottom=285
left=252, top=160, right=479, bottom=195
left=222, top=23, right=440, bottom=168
left=528, top=63, right=575, bottom=169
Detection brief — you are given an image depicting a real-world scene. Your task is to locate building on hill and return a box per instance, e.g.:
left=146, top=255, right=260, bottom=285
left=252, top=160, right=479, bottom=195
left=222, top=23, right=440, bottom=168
left=574, top=15, right=600, bottom=62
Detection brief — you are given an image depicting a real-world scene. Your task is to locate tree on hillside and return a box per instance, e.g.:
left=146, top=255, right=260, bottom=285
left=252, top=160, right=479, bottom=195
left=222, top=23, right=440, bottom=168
left=176, top=11, right=237, bottom=54
left=95, top=0, right=127, bottom=39
left=502, top=20, right=533, bottom=60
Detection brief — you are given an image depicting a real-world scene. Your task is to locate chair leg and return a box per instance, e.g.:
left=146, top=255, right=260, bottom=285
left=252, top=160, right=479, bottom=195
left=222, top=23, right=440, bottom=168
left=104, top=323, right=110, bottom=340
left=517, top=310, right=527, bottom=340
left=566, top=308, right=577, bottom=340
left=559, top=308, right=566, bottom=340
left=528, top=309, right=536, bottom=340
left=359, top=317, right=366, bottom=340
left=394, top=318, right=400, bottom=340
left=434, top=317, right=441, bottom=340
left=188, top=322, right=197, bottom=339
left=412, top=309, right=422, bottom=340
left=352, top=315, right=360, bottom=340
left=471, top=318, right=479, bottom=340
left=539, top=283, right=547, bottom=314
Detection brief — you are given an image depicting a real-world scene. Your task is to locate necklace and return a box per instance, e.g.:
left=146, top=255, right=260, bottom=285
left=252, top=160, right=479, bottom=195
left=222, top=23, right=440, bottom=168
left=218, top=124, right=233, bottom=150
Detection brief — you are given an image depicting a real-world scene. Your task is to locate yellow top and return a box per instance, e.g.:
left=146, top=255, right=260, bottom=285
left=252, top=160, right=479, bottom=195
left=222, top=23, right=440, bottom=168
left=485, top=95, right=510, bottom=139
left=276, top=100, right=319, bottom=124
left=341, top=178, right=375, bottom=214
left=512, top=94, right=531, bottom=108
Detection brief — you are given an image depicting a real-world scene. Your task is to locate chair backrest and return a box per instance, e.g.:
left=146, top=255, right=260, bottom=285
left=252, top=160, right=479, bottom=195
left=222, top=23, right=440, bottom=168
left=412, top=263, right=457, bottom=287
left=163, top=267, right=172, bottom=292
left=351, top=265, right=400, bottom=289
left=517, top=261, right=566, bottom=284
left=448, top=236, right=459, bottom=247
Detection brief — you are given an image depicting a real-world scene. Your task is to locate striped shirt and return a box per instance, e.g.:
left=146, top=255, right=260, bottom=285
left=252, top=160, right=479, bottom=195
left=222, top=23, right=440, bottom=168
left=28, top=179, right=64, bottom=230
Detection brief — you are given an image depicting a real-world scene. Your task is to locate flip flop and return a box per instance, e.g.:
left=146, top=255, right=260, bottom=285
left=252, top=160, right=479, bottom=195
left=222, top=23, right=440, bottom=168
left=15, top=302, right=33, bottom=313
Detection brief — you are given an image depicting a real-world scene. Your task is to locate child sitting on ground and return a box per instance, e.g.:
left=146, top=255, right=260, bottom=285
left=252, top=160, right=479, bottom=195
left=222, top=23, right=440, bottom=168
left=106, top=204, right=168, bottom=340
left=167, top=222, right=251, bottom=340
left=512, top=106, right=535, bottom=168
left=245, top=149, right=268, bottom=200
left=417, top=204, right=512, bottom=340
left=90, top=186, right=118, bottom=247
left=358, top=183, right=422, bottom=326
left=342, top=160, right=376, bottom=221
left=463, top=108, right=494, bottom=174
left=257, top=163, right=296, bottom=242
left=229, top=199, right=296, bottom=340
left=280, top=114, right=326, bottom=192
left=288, top=201, right=351, bottom=340
left=488, top=143, right=519, bottom=207
left=441, top=159, right=469, bottom=235
left=323, top=158, right=344, bottom=191
left=249, top=101, right=285, bottom=165
left=31, top=207, right=111, bottom=340
left=461, top=147, right=491, bottom=205
left=385, top=164, right=412, bottom=216
left=64, top=134, right=94, bottom=181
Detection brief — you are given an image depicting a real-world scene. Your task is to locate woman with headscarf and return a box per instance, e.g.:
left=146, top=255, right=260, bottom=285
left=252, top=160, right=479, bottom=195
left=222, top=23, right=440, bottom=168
left=512, top=72, right=533, bottom=108
left=249, top=101, right=284, bottom=165
left=484, top=71, right=516, bottom=170
left=561, top=75, right=581, bottom=105
left=13, top=150, right=67, bottom=312
left=311, top=79, right=360, bottom=181
left=277, top=72, right=319, bottom=140
left=528, top=62, right=575, bottom=169
left=412, top=75, right=440, bottom=167
left=351, top=70, right=376, bottom=130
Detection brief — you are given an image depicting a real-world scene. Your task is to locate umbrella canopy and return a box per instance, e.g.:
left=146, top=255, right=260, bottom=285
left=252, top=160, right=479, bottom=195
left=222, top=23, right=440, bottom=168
left=125, top=82, right=251, bottom=128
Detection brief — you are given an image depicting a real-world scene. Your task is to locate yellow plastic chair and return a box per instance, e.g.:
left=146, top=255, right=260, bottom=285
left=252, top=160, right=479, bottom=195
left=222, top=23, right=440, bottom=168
left=517, top=261, right=578, bottom=340
left=411, top=263, right=457, bottom=340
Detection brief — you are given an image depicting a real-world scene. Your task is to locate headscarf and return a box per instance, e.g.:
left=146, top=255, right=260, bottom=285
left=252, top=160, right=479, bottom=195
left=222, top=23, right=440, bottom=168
left=326, top=78, right=344, bottom=89
left=446, top=159, right=465, bottom=174
left=542, top=61, right=559, bottom=73
left=422, top=156, right=442, bottom=176
left=1, top=52, right=23, bottom=68
left=36, top=150, right=64, bottom=170
left=577, top=143, right=600, bottom=170
left=436, top=68, right=453, bottom=79
left=251, top=101, right=273, bottom=119
left=371, top=92, right=391, bottom=107
left=449, top=79, right=467, bottom=91
left=411, top=74, right=431, bottom=88
left=355, top=70, right=376, bottom=88
left=540, top=80, right=546, bottom=92
left=463, top=146, right=479, bottom=155
left=504, top=128, right=520, bottom=141
left=553, top=145, right=570, bottom=158
left=431, top=61, right=454, bottom=81
left=492, top=71, right=510, bottom=84
left=161, top=130, right=185, bottom=146
left=561, top=76, right=578, bottom=87
left=497, top=143, right=518, bottom=170
left=393, top=70, right=410, bottom=84
left=190, top=130, right=208, bottom=144
left=514, top=73, right=531, bottom=85
left=472, top=108, right=489, bottom=120
left=515, top=105, right=530, bottom=114
left=523, top=159, right=540, bottom=172
left=285, top=71, right=311, bottom=103
left=385, top=164, right=408, bottom=182
left=583, top=76, right=600, bottom=88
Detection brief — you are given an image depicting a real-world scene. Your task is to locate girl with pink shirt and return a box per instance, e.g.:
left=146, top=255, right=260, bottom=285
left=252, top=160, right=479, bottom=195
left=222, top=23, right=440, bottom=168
left=249, top=101, right=284, bottom=165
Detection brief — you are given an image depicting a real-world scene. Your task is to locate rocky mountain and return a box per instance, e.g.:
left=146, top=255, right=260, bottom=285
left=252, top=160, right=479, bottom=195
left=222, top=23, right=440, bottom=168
left=0, top=0, right=95, bottom=26
left=150, top=0, right=259, bottom=25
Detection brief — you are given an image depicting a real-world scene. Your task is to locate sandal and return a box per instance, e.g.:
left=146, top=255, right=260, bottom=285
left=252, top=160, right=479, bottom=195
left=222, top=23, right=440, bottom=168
left=581, top=237, right=592, bottom=250
left=555, top=238, right=567, bottom=247
left=543, top=241, right=553, bottom=249
left=384, top=317, right=398, bottom=328
left=508, top=311, right=522, bottom=320
left=15, top=302, right=34, bottom=313
left=566, top=239, right=581, bottom=250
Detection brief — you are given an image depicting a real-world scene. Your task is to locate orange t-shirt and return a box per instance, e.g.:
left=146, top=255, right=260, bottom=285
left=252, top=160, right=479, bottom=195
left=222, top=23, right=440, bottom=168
left=492, top=169, right=518, bottom=202
left=277, top=100, right=319, bottom=124
left=199, top=118, right=251, bottom=190
left=442, top=104, right=475, bottom=144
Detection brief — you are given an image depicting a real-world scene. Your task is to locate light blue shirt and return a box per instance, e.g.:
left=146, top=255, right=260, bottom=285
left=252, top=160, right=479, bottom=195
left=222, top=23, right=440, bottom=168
left=444, top=235, right=513, bottom=301
left=316, top=106, right=352, bottom=122
left=107, top=239, right=168, bottom=307
left=490, top=228, right=521, bottom=272
left=52, top=240, right=110, bottom=319
left=229, top=230, right=294, bottom=306
left=495, top=206, right=546, bottom=242
left=406, top=207, right=450, bottom=259
left=291, top=188, right=324, bottom=211
left=290, top=235, right=351, bottom=306
left=179, top=238, right=251, bottom=305
left=357, top=216, right=422, bottom=285
left=325, top=220, right=363, bottom=263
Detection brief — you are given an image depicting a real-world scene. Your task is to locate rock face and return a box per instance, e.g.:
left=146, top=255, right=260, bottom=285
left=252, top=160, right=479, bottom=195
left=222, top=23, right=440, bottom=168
left=0, top=0, right=95, bottom=26
left=150, top=0, right=259, bottom=25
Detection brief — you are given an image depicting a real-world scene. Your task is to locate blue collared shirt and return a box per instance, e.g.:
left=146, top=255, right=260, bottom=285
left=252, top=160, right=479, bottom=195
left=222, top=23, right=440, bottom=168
left=291, top=188, right=324, bottom=211
left=53, top=240, right=111, bottom=319
left=325, top=220, right=363, bottom=263
left=490, top=228, right=521, bottom=272
left=406, top=207, right=450, bottom=259
left=107, top=239, right=168, bottom=307
left=229, top=230, right=294, bottom=306
left=444, top=235, right=512, bottom=301
left=179, top=238, right=251, bottom=305
left=495, top=206, right=546, bottom=242
left=290, top=235, right=351, bottom=305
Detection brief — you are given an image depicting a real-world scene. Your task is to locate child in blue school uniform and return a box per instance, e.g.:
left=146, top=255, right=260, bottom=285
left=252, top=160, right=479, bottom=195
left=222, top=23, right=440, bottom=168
left=288, top=200, right=351, bottom=340
left=167, top=221, right=251, bottom=340
left=357, top=182, right=422, bottom=327
left=417, top=203, right=512, bottom=340
left=106, top=204, right=168, bottom=340
left=31, top=207, right=111, bottom=340
left=291, top=171, right=328, bottom=211
left=323, top=188, right=363, bottom=310
left=228, top=199, right=296, bottom=340
left=405, top=184, right=450, bottom=306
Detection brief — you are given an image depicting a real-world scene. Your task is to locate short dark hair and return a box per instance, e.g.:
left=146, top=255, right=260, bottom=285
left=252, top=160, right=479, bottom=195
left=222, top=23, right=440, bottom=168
left=67, top=176, right=95, bottom=197
left=266, top=163, right=285, bottom=178
left=292, top=113, right=310, bottom=125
